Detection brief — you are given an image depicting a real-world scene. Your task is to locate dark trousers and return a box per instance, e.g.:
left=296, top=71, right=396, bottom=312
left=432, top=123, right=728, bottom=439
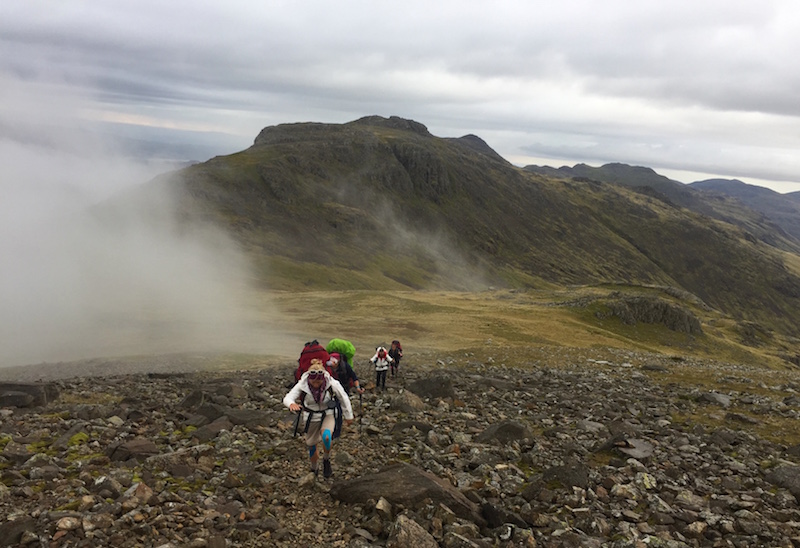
left=376, top=370, right=387, bottom=388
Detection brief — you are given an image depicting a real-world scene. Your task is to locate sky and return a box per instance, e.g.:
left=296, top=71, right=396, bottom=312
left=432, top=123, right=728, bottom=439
left=3, top=0, right=800, bottom=193
left=2, top=1, right=800, bottom=367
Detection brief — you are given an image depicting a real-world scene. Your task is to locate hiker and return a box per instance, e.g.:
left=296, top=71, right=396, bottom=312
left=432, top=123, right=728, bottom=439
left=370, top=346, right=393, bottom=390
left=327, top=352, right=364, bottom=395
left=325, top=338, right=364, bottom=395
left=388, top=339, right=403, bottom=377
left=283, top=360, right=354, bottom=478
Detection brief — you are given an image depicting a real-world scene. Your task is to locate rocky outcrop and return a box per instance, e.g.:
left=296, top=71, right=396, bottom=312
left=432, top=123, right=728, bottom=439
left=601, top=295, right=703, bottom=334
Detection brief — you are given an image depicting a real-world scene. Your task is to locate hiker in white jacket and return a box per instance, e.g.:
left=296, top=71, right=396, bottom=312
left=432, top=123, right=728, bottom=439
left=369, top=346, right=394, bottom=391
left=283, top=360, right=353, bottom=478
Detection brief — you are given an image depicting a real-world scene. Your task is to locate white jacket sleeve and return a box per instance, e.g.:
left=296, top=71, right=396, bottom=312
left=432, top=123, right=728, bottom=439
left=283, top=382, right=305, bottom=409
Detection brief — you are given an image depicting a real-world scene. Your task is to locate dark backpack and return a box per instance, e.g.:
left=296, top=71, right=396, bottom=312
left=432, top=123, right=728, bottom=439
left=294, top=340, right=331, bottom=381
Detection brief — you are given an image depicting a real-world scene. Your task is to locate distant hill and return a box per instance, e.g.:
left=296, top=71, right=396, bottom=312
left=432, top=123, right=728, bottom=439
left=524, top=163, right=800, bottom=253
left=690, top=178, right=800, bottom=242
left=126, top=116, right=800, bottom=339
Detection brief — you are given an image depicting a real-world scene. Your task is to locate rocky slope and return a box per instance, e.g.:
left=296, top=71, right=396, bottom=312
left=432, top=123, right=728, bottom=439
left=3, top=348, right=800, bottom=547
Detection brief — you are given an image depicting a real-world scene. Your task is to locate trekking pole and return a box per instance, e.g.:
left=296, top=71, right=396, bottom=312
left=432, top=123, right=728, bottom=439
left=292, top=405, right=312, bottom=438
left=292, top=410, right=301, bottom=438
left=359, top=391, right=363, bottom=434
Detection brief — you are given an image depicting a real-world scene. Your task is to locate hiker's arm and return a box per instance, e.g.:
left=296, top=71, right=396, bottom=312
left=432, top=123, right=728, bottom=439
left=346, top=364, right=364, bottom=392
left=283, top=385, right=303, bottom=411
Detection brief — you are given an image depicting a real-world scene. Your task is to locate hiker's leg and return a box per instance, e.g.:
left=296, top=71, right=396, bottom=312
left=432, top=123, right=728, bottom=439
left=320, top=414, right=336, bottom=478
left=320, top=414, right=336, bottom=456
left=309, top=444, right=319, bottom=471
left=306, top=420, right=323, bottom=473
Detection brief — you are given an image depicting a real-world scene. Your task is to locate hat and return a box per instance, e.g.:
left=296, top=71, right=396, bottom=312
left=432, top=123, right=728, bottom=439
left=308, top=359, right=325, bottom=373
left=326, top=353, right=339, bottom=367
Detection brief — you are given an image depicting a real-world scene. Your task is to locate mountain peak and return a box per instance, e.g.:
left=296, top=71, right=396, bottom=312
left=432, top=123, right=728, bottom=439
left=349, top=115, right=431, bottom=136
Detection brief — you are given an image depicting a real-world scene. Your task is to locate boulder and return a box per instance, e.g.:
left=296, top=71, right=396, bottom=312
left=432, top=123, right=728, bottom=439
left=329, top=462, right=484, bottom=526
left=408, top=376, right=456, bottom=400
left=475, top=420, right=533, bottom=444
left=0, top=382, right=59, bottom=407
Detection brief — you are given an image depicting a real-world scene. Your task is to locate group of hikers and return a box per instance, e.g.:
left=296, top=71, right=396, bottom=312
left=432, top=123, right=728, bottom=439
left=282, top=338, right=403, bottom=479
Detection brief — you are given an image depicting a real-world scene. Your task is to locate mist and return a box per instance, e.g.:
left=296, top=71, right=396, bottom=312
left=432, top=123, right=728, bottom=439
left=0, top=111, right=293, bottom=368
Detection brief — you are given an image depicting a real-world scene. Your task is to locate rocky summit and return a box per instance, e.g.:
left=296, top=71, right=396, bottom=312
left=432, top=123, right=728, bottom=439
left=3, top=348, right=800, bottom=547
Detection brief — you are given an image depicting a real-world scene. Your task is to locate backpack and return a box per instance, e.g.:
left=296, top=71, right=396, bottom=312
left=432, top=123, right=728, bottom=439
left=294, top=340, right=332, bottom=382
left=326, top=338, right=356, bottom=364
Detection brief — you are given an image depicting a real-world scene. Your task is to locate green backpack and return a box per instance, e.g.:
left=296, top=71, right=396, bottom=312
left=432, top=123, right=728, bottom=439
left=326, top=338, right=356, bottom=364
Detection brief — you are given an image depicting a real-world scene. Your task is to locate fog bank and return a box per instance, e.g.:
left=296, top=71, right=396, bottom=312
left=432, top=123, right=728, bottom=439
left=0, top=130, right=291, bottom=368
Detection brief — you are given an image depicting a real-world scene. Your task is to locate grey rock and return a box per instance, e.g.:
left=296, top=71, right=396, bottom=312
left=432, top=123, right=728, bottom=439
left=475, top=420, right=533, bottom=444
left=330, top=462, right=485, bottom=526
left=0, top=382, right=58, bottom=407
left=408, top=375, right=456, bottom=400
left=387, top=514, right=439, bottom=548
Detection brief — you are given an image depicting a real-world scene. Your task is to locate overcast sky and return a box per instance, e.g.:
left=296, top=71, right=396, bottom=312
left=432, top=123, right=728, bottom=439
left=3, top=1, right=800, bottom=192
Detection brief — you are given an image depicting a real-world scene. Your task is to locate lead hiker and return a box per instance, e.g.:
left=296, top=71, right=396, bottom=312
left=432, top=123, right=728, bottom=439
left=283, top=360, right=354, bottom=478
left=369, top=346, right=393, bottom=391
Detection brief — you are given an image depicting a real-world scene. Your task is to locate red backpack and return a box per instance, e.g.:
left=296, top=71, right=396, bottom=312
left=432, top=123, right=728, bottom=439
left=294, top=340, right=332, bottom=381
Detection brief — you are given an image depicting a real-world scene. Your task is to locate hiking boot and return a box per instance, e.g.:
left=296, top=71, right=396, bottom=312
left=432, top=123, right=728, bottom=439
left=323, top=459, right=332, bottom=478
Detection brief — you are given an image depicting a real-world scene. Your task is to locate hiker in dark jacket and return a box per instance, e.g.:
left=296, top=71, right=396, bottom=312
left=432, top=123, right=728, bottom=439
left=283, top=360, right=353, bottom=478
left=388, top=340, right=403, bottom=377
left=327, top=352, right=364, bottom=395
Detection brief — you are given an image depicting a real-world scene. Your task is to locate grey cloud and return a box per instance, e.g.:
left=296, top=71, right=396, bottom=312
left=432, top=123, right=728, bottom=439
left=2, top=0, right=800, bottom=191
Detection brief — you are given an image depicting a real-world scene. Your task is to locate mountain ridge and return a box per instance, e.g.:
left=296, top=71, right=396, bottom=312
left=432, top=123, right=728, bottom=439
left=126, top=115, right=800, bottom=347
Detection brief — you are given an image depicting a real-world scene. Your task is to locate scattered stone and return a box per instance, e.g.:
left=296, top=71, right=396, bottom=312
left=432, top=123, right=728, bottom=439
left=1, top=350, right=800, bottom=547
